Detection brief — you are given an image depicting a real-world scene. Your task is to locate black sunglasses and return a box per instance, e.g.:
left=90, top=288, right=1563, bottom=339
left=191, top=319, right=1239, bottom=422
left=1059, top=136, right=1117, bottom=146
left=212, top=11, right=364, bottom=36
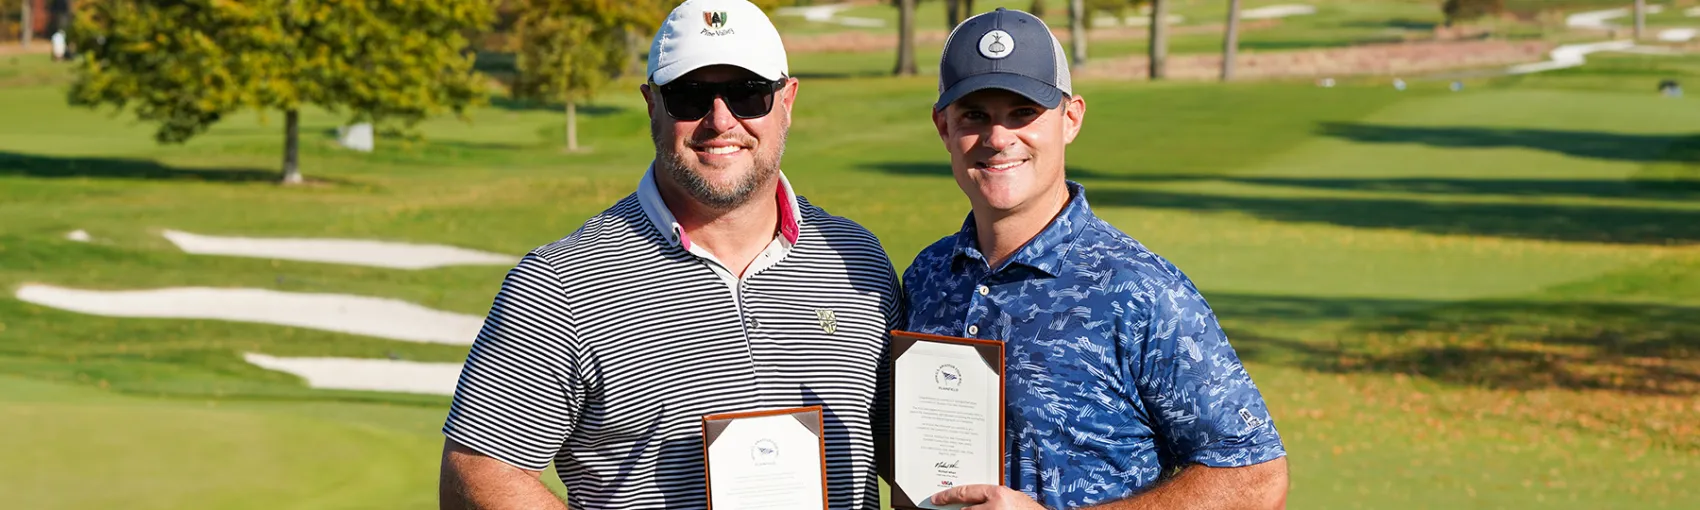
left=655, top=78, right=786, bottom=121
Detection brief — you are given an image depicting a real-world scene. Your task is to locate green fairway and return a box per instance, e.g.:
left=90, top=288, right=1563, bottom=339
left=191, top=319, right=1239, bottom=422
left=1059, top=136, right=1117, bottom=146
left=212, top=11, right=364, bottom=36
left=3, top=13, right=1699, bottom=508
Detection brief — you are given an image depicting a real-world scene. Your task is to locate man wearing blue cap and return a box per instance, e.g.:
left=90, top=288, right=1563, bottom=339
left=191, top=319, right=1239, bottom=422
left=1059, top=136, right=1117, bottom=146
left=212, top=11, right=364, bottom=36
left=901, top=8, right=1290, bottom=510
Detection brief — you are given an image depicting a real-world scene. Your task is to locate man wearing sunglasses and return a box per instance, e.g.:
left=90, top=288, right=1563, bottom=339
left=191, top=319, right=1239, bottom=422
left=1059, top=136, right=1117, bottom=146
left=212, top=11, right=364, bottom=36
left=900, top=8, right=1290, bottom=510
left=438, top=1, right=899, bottom=509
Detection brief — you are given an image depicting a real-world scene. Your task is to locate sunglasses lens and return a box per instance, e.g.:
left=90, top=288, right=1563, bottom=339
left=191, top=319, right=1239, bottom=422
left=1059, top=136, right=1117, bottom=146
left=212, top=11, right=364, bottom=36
left=659, top=80, right=779, bottom=120
left=660, top=83, right=715, bottom=120
left=723, top=81, right=777, bottom=119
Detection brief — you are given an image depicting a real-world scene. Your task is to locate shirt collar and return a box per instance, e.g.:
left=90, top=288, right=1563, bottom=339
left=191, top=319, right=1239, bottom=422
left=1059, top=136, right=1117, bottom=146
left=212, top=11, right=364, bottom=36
left=952, top=180, right=1091, bottom=277
left=636, top=164, right=803, bottom=252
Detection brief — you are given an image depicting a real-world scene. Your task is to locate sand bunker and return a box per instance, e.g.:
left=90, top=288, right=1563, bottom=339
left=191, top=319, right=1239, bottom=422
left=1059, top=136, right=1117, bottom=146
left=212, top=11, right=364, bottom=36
left=162, top=229, right=515, bottom=270
left=775, top=3, right=885, bottom=28
left=1507, top=40, right=1637, bottom=74
left=16, top=285, right=482, bottom=345
left=244, top=353, right=463, bottom=395
left=1243, top=5, right=1318, bottom=20
left=1568, top=6, right=1665, bottom=30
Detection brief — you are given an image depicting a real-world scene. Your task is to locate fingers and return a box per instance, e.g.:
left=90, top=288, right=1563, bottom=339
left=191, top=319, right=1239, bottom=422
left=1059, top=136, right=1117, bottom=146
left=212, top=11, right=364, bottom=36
left=930, top=484, right=997, bottom=505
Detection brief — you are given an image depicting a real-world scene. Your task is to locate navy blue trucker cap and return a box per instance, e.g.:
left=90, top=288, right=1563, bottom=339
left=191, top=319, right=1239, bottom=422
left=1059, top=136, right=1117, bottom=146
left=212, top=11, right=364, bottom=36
left=934, top=7, right=1073, bottom=111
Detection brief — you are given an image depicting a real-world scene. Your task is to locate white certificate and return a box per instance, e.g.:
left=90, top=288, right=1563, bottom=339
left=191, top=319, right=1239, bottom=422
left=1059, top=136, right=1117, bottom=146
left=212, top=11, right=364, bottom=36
left=890, top=332, right=1005, bottom=510
left=702, top=406, right=827, bottom=510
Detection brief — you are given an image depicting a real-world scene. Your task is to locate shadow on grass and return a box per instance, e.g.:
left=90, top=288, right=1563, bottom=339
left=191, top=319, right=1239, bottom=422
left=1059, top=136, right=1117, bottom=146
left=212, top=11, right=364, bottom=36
left=1084, top=187, right=1700, bottom=245
left=1214, top=295, right=1700, bottom=396
left=0, top=151, right=286, bottom=183
left=486, top=96, right=628, bottom=114
left=856, top=162, right=1700, bottom=245
left=1339, top=19, right=1439, bottom=31
left=791, top=70, right=896, bottom=80
left=1317, top=123, right=1700, bottom=164
left=1220, top=177, right=1700, bottom=199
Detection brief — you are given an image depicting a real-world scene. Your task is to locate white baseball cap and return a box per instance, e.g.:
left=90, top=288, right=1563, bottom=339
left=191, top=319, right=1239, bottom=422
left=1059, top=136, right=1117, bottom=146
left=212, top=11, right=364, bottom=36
left=647, top=0, right=790, bottom=86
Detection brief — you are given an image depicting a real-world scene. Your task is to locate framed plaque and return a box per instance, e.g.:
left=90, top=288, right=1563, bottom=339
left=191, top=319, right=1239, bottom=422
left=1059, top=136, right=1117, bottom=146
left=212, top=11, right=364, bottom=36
left=889, top=330, right=1006, bottom=510
left=701, top=406, right=828, bottom=510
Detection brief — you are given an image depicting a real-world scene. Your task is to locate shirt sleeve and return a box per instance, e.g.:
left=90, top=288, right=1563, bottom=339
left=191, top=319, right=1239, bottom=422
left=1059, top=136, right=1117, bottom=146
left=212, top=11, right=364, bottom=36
left=442, top=253, right=584, bottom=471
left=873, top=259, right=905, bottom=477
left=1134, top=278, right=1286, bottom=468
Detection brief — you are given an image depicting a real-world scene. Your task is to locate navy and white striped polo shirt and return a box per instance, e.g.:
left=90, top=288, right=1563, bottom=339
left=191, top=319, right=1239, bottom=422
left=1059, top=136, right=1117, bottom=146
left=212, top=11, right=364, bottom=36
left=443, top=166, right=900, bottom=509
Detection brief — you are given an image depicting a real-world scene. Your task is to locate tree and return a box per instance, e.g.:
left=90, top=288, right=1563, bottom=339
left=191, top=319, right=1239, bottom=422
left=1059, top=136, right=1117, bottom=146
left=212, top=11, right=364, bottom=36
left=19, top=0, right=29, bottom=49
left=513, top=0, right=627, bottom=152
left=1148, top=0, right=1168, bottom=79
left=1069, top=0, right=1086, bottom=65
left=66, top=0, right=493, bottom=184
left=1441, top=0, right=1502, bottom=27
left=1221, top=0, right=1241, bottom=81
left=946, top=0, right=977, bottom=28
left=1635, top=0, right=1646, bottom=41
left=895, top=0, right=917, bottom=76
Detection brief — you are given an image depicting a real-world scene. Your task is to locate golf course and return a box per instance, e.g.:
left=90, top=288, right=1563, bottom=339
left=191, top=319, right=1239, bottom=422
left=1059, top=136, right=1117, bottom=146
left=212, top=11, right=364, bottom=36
left=2, top=0, right=1696, bottom=508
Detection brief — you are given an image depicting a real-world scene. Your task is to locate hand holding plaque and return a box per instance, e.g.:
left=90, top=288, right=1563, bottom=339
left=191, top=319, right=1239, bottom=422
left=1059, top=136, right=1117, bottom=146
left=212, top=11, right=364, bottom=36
left=889, top=331, right=1006, bottom=510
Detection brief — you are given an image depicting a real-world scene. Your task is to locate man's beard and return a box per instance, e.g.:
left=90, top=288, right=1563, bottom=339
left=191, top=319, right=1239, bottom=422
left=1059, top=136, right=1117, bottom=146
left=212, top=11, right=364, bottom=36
left=653, top=124, right=787, bottom=209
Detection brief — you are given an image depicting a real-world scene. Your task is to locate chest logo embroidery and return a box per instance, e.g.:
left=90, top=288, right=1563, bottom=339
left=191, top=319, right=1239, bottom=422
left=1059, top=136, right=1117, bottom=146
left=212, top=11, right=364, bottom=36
left=815, top=309, right=837, bottom=334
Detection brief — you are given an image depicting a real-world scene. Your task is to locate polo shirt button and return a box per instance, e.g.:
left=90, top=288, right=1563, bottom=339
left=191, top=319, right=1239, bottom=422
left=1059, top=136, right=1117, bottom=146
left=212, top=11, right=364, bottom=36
left=967, top=325, right=979, bottom=335
left=976, top=285, right=989, bottom=296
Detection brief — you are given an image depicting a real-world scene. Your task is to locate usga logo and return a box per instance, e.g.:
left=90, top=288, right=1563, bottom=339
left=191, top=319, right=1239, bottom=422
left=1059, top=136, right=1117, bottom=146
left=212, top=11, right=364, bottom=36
left=701, top=11, right=734, bottom=36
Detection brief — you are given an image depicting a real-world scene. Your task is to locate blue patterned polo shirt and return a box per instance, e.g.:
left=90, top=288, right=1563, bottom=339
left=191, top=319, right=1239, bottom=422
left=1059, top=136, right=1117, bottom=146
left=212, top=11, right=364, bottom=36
left=900, top=181, right=1286, bottom=509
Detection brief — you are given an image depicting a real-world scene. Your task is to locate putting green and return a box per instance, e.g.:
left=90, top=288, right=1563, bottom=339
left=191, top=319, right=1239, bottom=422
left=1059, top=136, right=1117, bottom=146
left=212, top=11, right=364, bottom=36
left=0, top=377, right=446, bottom=509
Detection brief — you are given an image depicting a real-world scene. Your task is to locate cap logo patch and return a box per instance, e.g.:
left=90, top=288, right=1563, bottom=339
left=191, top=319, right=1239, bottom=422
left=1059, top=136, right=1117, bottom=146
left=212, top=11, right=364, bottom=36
left=979, top=30, right=1014, bottom=59
left=703, top=11, right=728, bottom=29
left=701, top=11, right=734, bottom=36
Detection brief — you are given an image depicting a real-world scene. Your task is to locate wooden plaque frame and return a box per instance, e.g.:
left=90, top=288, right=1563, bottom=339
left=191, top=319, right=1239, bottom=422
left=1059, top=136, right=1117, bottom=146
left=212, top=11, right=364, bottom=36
left=888, top=330, right=1007, bottom=510
left=701, top=405, right=828, bottom=510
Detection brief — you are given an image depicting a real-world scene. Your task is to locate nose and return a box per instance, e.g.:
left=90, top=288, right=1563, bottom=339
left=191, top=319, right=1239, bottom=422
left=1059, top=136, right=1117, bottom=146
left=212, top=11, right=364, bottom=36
left=982, top=122, right=1018, bottom=153
left=704, top=96, right=740, bottom=134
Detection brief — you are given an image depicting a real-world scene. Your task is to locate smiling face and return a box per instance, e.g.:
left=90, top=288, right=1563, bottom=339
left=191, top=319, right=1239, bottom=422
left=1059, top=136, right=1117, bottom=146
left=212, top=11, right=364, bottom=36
left=934, top=88, right=1085, bottom=220
left=643, top=65, right=797, bottom=210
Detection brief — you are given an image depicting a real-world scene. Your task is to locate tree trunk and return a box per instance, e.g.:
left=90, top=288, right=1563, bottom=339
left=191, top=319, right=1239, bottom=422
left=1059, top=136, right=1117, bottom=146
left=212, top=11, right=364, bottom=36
left=281, top=109, right=302, bottom=185
left=1149, top=0, right=1169, bottom=80
left=566, top=101, right=579, bottom=152
left=1069, top=0, right=1086, bottom=65
left=947, top=0, right=960, bottom=28
left=963, top=0, right=975, bottom=20
left=895, top=0, right=917, bottom=76
left=1221, top=0, right=1242, bottom=81
left=1634, top=0, right=1645, bottom=41
left=20, top=0, right=30, bottom=49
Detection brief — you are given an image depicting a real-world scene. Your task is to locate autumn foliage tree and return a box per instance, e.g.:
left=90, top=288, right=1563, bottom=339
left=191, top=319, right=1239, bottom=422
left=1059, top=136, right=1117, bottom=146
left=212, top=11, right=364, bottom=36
left=513, top=0, right=627, bottom=152
left=1442, top=0, right=1503, bottom=26
left=511, top=0, right=786, bottom=148
left=67, top=0, right=494, bottom=184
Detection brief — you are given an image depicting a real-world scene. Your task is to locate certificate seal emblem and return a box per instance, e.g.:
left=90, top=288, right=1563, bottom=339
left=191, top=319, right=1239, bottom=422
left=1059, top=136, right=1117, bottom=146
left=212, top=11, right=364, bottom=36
left=751, top=439, right=779, bottom=465
left=934, top=364, right=962, bottom=390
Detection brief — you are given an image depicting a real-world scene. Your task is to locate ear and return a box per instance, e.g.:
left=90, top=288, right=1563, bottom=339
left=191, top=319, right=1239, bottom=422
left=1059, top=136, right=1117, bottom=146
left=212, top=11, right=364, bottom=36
left=778, top=78, right=799, bottom=122
left=1061, top=94, right=1086, bottom=145
left=932, top=107, right=949, bottom=142
left=641, top=83, right=656, bottom=118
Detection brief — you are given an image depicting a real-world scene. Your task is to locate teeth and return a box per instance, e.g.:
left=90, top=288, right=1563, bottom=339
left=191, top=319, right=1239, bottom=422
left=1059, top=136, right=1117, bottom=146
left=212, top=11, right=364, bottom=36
left=988, top=161, right=1022, bottom=170
left=704, top=146, right=743, bottom=155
